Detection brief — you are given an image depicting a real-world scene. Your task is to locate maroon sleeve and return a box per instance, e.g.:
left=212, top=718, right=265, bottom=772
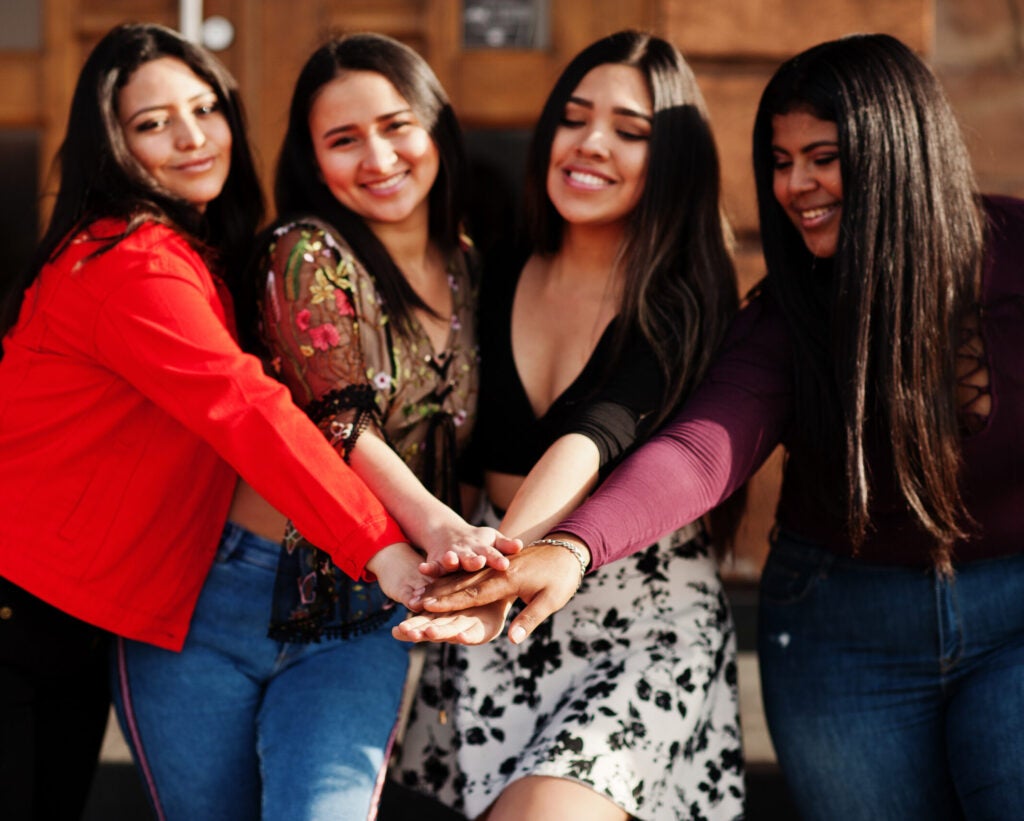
left=557, top=295, right=794, bottom=569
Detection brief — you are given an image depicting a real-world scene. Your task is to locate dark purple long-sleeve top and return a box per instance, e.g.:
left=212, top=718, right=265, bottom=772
left=560, top=196, right=1024, bottom=570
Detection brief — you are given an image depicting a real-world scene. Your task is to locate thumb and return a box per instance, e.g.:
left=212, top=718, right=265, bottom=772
left=506, top=588, right=565, bottom=644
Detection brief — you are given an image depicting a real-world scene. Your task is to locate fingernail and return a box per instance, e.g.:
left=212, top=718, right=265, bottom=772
left=422, top=597, right=437, bottom=606
left=509, top=625, right=526, bottom=644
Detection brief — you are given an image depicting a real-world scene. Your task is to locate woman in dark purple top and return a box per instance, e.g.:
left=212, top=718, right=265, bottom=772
left=412, top=34, right=1024, bottom=819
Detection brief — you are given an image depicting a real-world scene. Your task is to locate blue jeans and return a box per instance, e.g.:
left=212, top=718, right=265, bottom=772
left=112, top=522, right=410, bottom=821
left=758, top=531, right=1024, bottom=821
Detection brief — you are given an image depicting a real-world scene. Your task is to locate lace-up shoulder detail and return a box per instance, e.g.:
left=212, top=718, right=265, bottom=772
left=956, top=305, right=991, bottom=435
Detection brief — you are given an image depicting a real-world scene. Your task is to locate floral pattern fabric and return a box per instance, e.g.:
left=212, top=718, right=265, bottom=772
left=259, top=218, right=479, bottom=640
left=397, top=514, right=745, bottom=821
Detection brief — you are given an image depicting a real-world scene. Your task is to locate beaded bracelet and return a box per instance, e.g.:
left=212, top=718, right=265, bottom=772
left=527, top=538, right=589, bottom=587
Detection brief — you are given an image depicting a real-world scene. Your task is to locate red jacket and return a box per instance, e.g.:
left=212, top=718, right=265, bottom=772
left=0, top=220, right=405, bottom=650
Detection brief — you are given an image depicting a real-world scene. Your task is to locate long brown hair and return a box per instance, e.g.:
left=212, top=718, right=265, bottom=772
left=525, top=30, right=738, bottom=430
left=753, top=34, right=986, bottom=569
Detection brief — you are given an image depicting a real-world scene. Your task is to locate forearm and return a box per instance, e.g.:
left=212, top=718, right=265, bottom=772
left=558, top=392, right=780, bottom=569
left=498, top=433, right=601, bottom=546
left=348, top=432, right=466, bottom=550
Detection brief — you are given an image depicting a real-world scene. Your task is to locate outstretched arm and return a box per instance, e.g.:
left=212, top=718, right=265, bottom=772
left=260, top=222, right=519, bottom=575
left=401, top=297, right=795, bottom=639
left=395, top=433, right=598, bottom=643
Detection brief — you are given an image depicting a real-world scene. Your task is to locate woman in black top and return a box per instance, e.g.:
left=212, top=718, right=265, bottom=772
left=394, top=31, right=743, bottom=821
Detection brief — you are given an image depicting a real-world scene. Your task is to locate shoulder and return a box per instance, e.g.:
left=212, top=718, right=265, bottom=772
left=981, top=195, right=1024, bottom=292
left=983, top=195, right=1024, bottom=249
left=265, top=217, right=359, bottom=263
left=717, top=284, right=793, bottom=362
left=72, top=219, right=207, bottom=286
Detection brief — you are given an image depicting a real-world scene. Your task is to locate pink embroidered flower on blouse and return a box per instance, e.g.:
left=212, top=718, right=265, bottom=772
left=335, top=289, right=355, bottom=317
left=453, top=409, right=468, bottom=427
left=295, top=309, right=312, bottom=331
left=372, top=372, right=393, bottom=391
left=308, top=323, right=341, bottom=351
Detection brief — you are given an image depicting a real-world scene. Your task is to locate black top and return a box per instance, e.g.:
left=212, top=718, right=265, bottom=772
left=466, top=252, right=667, bottom=483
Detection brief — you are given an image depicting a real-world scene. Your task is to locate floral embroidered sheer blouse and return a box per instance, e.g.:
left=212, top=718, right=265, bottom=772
left=258, top=217, right=479, bottom=640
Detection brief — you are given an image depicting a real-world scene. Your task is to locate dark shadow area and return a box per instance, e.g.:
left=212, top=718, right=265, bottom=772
left=0, top=131, right=40, bottom=300
left=82, top=762, right=151, bottom=821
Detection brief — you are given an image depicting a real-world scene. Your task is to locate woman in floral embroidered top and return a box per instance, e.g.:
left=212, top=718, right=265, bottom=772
left=115, top=33, right=518, bottom=821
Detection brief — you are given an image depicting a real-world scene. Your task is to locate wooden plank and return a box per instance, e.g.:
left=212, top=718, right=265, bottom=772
left=663, top=0, right=934, bottom=61
left=0, top=54, right=41, bottom=127
left=697, top=69, right=770, bottom=236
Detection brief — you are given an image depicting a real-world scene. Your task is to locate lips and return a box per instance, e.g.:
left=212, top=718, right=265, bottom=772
left=563, top=167, right=614, bottom=189
left=362, top=171, right=409, bottom=195
left=173, top=156, right=216, bottom=173
left=795, top=203, right=839, bottom=227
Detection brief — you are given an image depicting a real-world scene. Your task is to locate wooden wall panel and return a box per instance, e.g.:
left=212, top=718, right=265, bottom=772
left=665, top=0, right=933, bottom=61
left=0, top=55, right=40, bottom=126
left=697, top=71, right=763, bottom=237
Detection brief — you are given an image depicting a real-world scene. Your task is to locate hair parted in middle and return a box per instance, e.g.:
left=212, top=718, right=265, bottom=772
left=272, top=31, right=468, bottom=332
left=0, top=22, right=264, bottom=341
left=524, top=29, right=738, bottom=427
left=752, top=33, right=986, bottom=568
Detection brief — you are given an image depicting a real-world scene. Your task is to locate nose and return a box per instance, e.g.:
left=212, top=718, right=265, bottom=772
left=575, top=126, right=610, bottom=159
left=362, top=134, right=397, bottom=171
left=787, top=160, right=817, bottom=194
left=175, top=114, right=206, bottom=151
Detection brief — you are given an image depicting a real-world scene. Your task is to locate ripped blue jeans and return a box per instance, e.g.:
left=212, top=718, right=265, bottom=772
left=758, top=530, right=1024, bottom=821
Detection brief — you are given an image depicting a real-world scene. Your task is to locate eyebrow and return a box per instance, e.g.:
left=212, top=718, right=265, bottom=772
left=567, top=95, right=652, bottom=123
left=321, top=108, right=414, bottom=140
left=123, top=91, right=217, bottom=125
left=772, top=139, right=839, bottom=154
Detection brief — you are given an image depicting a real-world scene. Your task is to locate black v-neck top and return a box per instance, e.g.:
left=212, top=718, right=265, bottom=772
left=466, top=251, right=667, bottom=482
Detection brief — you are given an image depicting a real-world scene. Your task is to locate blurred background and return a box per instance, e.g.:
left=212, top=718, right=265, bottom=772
left=2, top=4, right=1020, bottom=816
left=2, top=1, right=1021, bottom=579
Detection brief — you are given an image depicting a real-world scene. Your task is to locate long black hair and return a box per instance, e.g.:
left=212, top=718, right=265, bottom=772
left=752, top=34, right=986, bottom=568
left=525, top=30, right=738, bottom=428
left=272, top=32, right=467, bottom=333
left=0, top=22, right=263, bottom=341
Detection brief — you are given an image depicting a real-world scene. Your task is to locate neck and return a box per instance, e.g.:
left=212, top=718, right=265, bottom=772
left=367, top=208, right=433, bottom=274
left=552, top=221, right=627, bottom=295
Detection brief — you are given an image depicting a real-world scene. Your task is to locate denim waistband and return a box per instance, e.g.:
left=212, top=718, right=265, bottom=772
left=218, top=519, right=284, bottom=564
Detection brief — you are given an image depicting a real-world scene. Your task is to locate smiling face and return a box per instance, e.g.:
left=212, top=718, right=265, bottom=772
left=546, top=63, right=652, bottom=232
left=118, top=57, right=232, bottom=212
left=308, top=70, right=440, bottom=232
left=771, top=110, right=843, bottom=258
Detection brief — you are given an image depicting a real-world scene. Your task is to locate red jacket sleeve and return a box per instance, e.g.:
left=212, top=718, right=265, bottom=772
left=88, top=231, right=405, bottom=580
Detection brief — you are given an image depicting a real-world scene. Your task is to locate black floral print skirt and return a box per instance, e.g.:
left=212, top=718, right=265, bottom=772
left=395, top=522, right=744, bottom=820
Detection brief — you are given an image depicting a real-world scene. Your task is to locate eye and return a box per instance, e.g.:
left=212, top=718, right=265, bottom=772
left=134, top=117, right=167, bottom=133
left=813, top=153, right=839, bottom=167
left=772, top=156, right=792, bottom=171
left=327, top=135, right=357, bottom=149
left=195, top=101, right=221, bottom=117
left=386, top=119, right=413, bottom=133
left=559, top=116, right=585, bottom=129
left=616, top=130, right=649, bottom=142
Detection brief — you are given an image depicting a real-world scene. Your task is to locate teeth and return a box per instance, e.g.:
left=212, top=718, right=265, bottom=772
left=567, top=170, right=610, bottom=187
left=365, top=172, right=405, bottom=191
left=800, top=205, right=836, bottom=220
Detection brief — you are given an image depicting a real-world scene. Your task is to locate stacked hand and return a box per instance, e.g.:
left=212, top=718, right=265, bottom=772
left=366, top=525, right=524, bottom=611
left=393, top=536, right=589, bottom=645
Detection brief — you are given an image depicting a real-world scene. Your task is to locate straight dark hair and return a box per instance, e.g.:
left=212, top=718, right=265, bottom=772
left=752, top=33, right=986, bottom=568
left=525, top=30, right=738, bottom=428
left=271, top=32, right=467, bottom=334
left=0, top=22, right=263, bottom=342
